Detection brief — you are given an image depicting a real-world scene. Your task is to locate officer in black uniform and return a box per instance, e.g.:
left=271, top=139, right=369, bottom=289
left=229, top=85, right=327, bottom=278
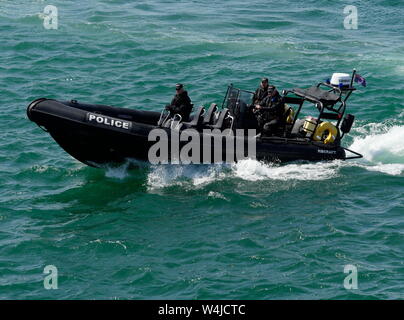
left=253, top=80, right=283, bottom=135
left=165, top=83, right=193, bottom=121
left=252, top=77, right=270, bottom=106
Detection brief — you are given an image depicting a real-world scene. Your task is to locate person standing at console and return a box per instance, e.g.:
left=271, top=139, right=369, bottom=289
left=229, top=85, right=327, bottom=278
left=165, top=83, right=193, bottom=121
left=253, top=78, right=282, bottom=134
left=252, top=77, right=270, bottom=106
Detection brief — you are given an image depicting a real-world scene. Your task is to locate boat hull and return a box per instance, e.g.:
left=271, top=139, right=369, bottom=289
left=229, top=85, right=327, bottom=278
left=27, top=99, right=346, bottom=167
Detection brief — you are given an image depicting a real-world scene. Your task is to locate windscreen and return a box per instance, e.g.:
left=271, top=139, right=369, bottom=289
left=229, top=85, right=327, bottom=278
left=223, top=86, right=254, bottom=129
left=224, top=87, right=253, bottom=113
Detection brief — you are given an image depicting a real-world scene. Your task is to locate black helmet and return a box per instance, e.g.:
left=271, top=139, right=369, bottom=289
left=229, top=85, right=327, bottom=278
left=175, top=83, right=184, bottom=90
left=261, top=77, right=269, bottom=83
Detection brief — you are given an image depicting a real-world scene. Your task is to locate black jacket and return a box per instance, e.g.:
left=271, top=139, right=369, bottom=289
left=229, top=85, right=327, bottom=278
left=256, top=86, right=283, bottom=125
left=253, top=86, right=269, bottom=105
left=168, top=91, right=192, bottom=120
left=259, top=85, right=279, bottom=107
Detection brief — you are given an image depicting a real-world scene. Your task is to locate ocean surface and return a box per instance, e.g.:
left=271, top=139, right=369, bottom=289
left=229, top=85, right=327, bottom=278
left=0, top=0, right=403, bottom=299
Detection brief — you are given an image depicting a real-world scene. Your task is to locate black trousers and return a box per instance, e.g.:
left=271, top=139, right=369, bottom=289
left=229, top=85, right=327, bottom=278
left=262, top=118, right=280, bottom=135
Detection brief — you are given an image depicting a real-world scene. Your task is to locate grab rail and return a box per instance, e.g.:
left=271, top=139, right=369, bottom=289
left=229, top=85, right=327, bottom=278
left=157, top=109, right=170, bottom=127
left=170, top=114, right=182, bottom=130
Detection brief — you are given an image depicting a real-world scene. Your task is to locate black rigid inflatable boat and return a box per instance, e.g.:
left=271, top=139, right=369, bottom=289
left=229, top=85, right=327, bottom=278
left=27, top=72, right=363, bottom=167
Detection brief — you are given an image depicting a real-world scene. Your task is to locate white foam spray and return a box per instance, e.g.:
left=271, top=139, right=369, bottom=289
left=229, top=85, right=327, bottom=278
left=146, top=164, right=228, bottom=190
left=231, top=159, right=340, bottom=181
left=349, top=124, right=404, bottom=175
left=103, top=123, right=403, bottom=188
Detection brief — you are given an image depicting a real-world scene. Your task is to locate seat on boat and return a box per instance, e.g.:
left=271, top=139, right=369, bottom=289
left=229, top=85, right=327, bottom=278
left=203, top=103, right=218, bottom=125
left=182, top=106, right=205, bottom=129
left=183, top=104, right=194, bottom=122
left=205, top=108, right=230, bottom=130
left=158, top=104, right=195, bottom=128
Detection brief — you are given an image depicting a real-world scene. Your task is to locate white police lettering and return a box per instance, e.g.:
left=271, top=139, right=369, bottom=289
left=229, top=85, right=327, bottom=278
left=87, top=113, right=131, bottom=130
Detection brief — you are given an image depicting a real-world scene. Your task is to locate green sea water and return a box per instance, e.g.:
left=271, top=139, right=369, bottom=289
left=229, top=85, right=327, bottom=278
left=0, top=0, right=403, bottom=299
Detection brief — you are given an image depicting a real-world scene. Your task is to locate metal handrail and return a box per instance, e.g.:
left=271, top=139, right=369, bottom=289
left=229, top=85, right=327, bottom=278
left=157, top=109, right=170, bottom=127
left=170, top=114, right=182, bottom=130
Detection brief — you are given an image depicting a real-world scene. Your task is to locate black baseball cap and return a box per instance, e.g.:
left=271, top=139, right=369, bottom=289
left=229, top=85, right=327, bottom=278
left=175, top=83, right=183, bottom=90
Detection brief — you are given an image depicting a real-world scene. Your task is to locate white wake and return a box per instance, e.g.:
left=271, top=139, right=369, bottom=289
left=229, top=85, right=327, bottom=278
left=103, top=123, right=404, bottom=188
left=349, top=124, right=404, bottom=175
